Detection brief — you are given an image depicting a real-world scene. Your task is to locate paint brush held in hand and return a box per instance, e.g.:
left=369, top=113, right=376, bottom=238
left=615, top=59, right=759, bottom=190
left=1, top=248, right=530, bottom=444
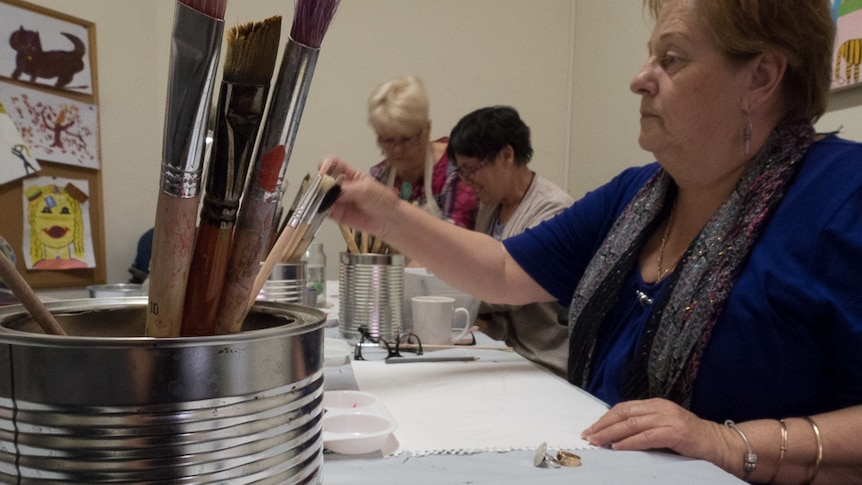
left=246, top=174, right=340, bottom=314
left=146, top=0, right=226, bottom=338
left=180, top=17, right=281, bottom=337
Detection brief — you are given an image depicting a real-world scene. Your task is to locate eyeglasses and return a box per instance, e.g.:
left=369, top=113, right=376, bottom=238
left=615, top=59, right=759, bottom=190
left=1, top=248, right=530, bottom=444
left=454, top=158, right=491, bottom=181
left=377, top=130, right=423, bottom=151
left=354, top=326, right=424, bottom=361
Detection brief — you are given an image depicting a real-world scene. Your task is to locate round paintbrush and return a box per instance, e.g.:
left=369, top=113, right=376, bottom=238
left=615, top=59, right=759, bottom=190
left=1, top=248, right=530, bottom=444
left=180, top=17, right=282, bottom=337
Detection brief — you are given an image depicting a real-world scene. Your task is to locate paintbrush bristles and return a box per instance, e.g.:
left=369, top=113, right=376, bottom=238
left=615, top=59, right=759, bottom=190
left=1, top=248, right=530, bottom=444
left=178, top=0, right=227, bottom=20
left=224, top=16, right=282, bottom=83
left=290, top=0, right=341, bottom=48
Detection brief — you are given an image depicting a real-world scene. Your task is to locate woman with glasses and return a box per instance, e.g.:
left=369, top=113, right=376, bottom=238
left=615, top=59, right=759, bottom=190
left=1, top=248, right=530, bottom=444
left=447, top=106, right=573, bottom=377
left=325, top=1, right=862, bottom=481
left=367, top=75, right=477, bottom=229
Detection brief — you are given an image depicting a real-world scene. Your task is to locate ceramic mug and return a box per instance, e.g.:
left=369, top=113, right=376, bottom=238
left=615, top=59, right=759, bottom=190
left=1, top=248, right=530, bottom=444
left=410, top=296, right=472, bottom=346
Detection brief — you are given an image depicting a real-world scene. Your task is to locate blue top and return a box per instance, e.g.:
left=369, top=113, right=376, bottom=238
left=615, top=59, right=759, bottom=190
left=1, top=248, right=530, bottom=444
left=504, top=135, right=862, bottom=422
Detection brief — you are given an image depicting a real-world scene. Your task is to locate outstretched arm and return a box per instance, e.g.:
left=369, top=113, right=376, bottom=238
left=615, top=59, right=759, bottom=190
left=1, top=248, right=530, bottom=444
left=323, top=157, right=554, bottom=305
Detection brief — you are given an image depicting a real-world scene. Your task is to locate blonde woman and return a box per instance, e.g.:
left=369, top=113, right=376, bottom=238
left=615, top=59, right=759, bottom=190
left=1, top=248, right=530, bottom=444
left=367, top=75, right=476, bottom=229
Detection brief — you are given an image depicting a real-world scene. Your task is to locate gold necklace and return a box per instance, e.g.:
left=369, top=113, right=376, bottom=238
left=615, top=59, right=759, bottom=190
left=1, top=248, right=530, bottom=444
left=655, top=204, right=676, bottom=282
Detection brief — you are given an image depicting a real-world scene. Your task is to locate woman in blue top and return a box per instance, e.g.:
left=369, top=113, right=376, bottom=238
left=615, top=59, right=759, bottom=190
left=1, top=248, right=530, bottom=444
left=324, top=0, right=862, bottom=482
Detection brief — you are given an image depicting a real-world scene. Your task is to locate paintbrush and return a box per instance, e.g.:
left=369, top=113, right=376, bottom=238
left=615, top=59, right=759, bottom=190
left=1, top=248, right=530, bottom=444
left=262, top=0, right=341, bottom=237
left=287, top=174, right=343, bottom=261
left=338, top=224, right=361, bottom=254
left=179, top=17, right=281, bottom=337
left=146, top=0, right=226, bottom=338
left=213, top=147, right=285, bottom=335
left=274, top=172, right=310, bottom=245
left=0, top=252, right=66, bottom=336
left=212, top=0, right=340, bottom=334
left=246, top=174, right=340, bottom=313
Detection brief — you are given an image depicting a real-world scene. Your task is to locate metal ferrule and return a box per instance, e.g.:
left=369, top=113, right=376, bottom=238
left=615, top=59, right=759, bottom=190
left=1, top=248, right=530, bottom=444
left=253, top=38, right=320, bottom=199
left=200, top=82, right=269, bottom=228
left=160, top=2, right=224, bottom=198
left=286, top=174, right=322, bottom=229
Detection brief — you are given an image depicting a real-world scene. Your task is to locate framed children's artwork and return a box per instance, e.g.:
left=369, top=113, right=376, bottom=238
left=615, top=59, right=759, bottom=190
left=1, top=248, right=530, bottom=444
left=0, top=80, right=100, bottom=169
left=832, top=0, right=862, bottom=91
left=0, top=0, right=95, bottom=96
left=0, top=0, right=104, bottom=289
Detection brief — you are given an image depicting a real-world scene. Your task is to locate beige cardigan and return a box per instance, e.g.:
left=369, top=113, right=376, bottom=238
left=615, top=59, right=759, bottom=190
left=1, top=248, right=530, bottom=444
left=475, top=173, right=574, bottom=377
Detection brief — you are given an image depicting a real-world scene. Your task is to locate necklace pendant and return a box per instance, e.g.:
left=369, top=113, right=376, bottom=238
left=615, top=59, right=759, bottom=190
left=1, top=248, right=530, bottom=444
left=635, top=290, right=653, bottom=307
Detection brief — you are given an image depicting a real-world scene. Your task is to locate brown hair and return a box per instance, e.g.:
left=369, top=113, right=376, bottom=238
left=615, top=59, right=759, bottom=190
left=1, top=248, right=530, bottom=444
left=644, top=0, right=834, bottom=122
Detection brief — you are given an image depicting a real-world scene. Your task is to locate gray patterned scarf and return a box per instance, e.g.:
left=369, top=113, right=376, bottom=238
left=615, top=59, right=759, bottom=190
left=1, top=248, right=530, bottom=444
left=567, top=122, right=815, bottom=408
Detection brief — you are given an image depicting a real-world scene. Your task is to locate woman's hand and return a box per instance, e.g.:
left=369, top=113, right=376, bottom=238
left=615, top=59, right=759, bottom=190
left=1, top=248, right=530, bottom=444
left=581, top=398, right=732, bottom=468
left=320, top=157, right=402, bottom=239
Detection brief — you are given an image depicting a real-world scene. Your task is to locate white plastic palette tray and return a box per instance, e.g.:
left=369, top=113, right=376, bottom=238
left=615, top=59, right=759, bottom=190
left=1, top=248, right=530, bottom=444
left=322, top=390, right=398, bottom=455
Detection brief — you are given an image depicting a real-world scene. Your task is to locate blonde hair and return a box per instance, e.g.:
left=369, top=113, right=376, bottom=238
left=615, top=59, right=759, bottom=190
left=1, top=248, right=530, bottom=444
left=367, top=75, right=429, bottom=136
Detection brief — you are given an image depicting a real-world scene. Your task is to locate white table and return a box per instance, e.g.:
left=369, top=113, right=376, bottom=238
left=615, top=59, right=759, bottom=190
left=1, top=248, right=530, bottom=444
left=320, top=283, right=744, bottom=485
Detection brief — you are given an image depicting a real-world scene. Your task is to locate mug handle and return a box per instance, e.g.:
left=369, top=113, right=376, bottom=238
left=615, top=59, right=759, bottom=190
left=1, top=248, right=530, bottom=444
left=450, top=307, right=472, bottom=344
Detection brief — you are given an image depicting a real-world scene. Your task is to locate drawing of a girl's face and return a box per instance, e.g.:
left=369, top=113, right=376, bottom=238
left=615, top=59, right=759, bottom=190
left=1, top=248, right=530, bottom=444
left=32, top=191, right=76, bottom=250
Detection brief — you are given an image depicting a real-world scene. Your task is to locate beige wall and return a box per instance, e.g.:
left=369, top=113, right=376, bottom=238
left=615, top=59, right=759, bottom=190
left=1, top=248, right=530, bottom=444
left=569, top=3, right=862, bottom=199
left=22, top=1, right=862, bottom=289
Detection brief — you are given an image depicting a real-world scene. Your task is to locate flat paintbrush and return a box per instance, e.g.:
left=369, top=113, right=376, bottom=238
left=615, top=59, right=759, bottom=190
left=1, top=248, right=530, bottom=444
left=146, top=0, right=226, bottom=338
left=287, top=174, right=342, bottom=261
left=180, top=17, right=281, bottom=337
left=212, top=0, right=340, bottom=335
left=246, top=175, right=339, bottom=314
left=273, top=172, right=310, bottom=247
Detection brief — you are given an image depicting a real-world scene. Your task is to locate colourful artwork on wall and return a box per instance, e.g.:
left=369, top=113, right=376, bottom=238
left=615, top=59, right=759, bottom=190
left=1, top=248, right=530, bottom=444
left=0, top=99, right=39, bottom=184
left=0, top=81, right=99, bottom=169
left=0, top=0, right=93, bottom=96
left=832, top=0, right=862, bottom=91
left=21, top=176, right=96, bottom=270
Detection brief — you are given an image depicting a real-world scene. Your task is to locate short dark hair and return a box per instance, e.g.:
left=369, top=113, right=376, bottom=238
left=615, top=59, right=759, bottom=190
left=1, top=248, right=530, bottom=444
left=447, top=106, right=533, bottom=165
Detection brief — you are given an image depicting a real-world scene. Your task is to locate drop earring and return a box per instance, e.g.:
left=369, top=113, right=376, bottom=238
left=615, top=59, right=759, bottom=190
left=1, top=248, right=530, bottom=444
left=743, top=117, right=753, bottom=155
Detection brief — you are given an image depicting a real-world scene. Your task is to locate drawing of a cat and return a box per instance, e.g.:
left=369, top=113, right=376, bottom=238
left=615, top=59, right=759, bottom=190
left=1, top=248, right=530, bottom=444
left=9, top=26, right=86, bottom=88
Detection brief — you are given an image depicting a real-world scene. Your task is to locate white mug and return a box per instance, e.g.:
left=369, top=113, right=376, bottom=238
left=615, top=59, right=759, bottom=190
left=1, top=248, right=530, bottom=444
left=410, top=296, right=472, bottom=346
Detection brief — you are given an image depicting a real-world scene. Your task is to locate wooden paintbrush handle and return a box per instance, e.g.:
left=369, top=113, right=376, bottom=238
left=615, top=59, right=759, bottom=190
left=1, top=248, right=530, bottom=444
left=339, top=224, right=360, bottom=254
left=213, top=194, right=275, bottom=334
left=146, top=192, right=199, bottom=338
left=180, top=222, right=232, bottom=336
left=0, top=252, right=66, bottom=336
left=246, top=223, right=304, bottom=312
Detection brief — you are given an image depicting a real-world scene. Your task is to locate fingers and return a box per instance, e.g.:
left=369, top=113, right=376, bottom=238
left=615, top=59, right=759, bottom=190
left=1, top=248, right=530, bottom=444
left=582, top=398, right=685, bottom=451
left=319, top=156, right=364, bottom=181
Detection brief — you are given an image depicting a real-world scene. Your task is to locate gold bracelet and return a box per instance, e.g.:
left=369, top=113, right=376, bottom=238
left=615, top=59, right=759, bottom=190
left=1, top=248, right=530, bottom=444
left=802, top=416, right=822, bottom=485
left=725, top=420, right=757, bottom=481
left=769, top=419, right=788, bottom=484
